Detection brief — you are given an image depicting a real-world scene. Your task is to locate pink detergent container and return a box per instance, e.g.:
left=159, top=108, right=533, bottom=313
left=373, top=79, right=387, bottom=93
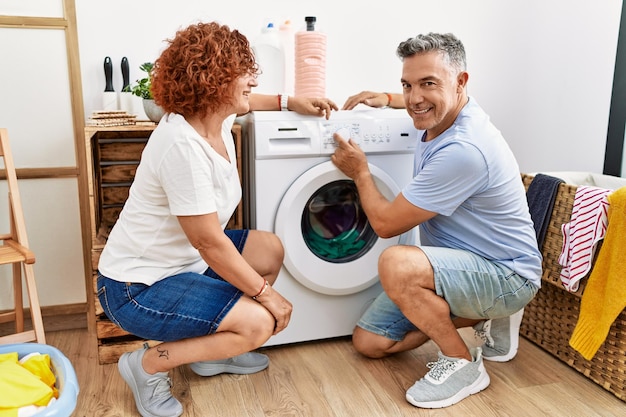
left=294, top=16, right=326, bottom=98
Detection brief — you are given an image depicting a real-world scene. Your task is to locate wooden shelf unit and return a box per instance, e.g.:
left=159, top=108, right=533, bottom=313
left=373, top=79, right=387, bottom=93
left=84, top=122, right=243, bottom=364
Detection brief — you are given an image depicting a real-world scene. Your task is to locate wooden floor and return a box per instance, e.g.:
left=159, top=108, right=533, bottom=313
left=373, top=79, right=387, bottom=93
left=41, top=327, right=625, bottom=417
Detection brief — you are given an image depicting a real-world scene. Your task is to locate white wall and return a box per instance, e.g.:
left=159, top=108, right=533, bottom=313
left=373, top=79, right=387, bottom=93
left=76, top=0, right=623, bottom=175
left=0, top=1, right=620, bottom=310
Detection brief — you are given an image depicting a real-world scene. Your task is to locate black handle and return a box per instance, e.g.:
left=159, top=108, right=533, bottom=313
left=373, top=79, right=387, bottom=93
left=121, top=57, right=130, bottom=91
left=104, top=56, right=114, bottom=92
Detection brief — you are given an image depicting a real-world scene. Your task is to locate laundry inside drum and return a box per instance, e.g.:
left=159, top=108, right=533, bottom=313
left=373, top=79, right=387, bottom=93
left=301, top=180, right=377, bottom=263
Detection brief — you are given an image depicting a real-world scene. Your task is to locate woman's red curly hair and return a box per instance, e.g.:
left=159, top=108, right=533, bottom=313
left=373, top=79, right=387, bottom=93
left=151, top=21, right=258, bottom=118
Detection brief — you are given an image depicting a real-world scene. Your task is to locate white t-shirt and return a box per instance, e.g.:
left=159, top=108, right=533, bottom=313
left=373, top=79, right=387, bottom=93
left=98, top=113, right=241, bottom=285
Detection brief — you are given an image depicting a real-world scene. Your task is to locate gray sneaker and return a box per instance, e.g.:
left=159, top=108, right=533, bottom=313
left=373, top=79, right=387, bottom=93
left=473, top=308, right=524, bottom=362
left=118, top=348, right=183, bottom=417
left=405, top=347, right=490, bottom=409
left=189, top=352, right=269, bottom=377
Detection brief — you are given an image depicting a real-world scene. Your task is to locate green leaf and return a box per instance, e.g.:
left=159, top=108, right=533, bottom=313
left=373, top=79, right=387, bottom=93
left=130, top=62, right=154, bottom=99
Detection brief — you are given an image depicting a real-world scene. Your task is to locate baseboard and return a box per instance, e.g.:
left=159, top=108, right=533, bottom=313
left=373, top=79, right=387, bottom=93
left=0, top=302, right=88, bottom=336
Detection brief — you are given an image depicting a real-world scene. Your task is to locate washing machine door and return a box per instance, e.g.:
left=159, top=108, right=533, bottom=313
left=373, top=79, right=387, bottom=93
left=275, top=160, right=404, bottom=295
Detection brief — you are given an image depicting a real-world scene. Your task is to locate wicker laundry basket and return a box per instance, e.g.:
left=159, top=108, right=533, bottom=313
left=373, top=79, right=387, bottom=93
left=520, top=174, right=626, bottom=401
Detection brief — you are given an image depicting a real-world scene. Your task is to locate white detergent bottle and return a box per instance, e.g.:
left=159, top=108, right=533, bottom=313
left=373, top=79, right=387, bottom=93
left=294, top=16, right=326, bottom=98
left=252, top=22, right=285, bottom=94
left=279, top=19, right=295, bottom=95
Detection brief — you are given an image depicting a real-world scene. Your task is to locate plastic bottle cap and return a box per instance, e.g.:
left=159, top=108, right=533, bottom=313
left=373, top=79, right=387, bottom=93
left=305, top=16, right=316, bottom=31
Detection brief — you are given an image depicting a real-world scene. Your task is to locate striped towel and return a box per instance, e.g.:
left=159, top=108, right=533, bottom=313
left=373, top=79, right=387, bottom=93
left=558, top=186, right=610, bottom=292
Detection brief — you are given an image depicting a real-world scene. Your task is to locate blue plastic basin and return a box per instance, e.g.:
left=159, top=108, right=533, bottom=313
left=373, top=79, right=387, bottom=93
left=0, top=343, right=79, bottom=417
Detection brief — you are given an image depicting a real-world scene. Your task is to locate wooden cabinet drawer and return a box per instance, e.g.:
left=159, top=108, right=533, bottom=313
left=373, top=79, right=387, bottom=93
left=100, top=163, right=139, bottom=183
left=99, top=140, right=146, bottom=162
left=101, top=185, right=131, bottom=206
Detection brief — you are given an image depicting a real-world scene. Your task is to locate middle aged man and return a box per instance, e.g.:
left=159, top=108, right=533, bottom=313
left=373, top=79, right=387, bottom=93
left=332, top=32, right=541, bottom=409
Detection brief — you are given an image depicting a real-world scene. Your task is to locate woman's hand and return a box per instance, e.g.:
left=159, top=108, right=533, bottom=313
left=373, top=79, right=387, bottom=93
left=288, top=96, right=338, bottom=120
left=255, top=285, right=293, bottom=334
left=248, top=93, right=337, bottom=119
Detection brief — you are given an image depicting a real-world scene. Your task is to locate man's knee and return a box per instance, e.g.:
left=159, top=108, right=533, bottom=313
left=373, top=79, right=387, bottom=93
left=379, top=246, right=433, bottom=298
left=352, top=327, right=391, bottom=359
left=378, top=246, right=403, bottom=278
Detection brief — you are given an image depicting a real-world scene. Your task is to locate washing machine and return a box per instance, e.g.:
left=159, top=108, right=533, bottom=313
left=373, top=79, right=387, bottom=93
left=239, top=108, right=420, bottom=346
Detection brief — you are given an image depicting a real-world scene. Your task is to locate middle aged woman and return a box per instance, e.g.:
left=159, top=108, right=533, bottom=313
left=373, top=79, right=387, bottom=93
left=96, top=21, right=338, bottom=417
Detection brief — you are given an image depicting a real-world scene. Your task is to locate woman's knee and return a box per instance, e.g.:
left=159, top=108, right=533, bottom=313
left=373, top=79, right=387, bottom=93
left=244, top=306, right=275, bottom=346
left=220, top=299, right=275, bottom=347
left=243, top=230, right=284, bottom=281
left=249, top=315, right=275, bottom=347
left=265, top=232, right=284, bottom=270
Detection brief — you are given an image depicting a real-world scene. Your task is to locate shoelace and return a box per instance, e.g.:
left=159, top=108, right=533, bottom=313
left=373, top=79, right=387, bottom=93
left=146, top=374, right=174, bottom=402
left=474, top=321, right=495, bottom=347
left=426, top=357, right=461, bottom=382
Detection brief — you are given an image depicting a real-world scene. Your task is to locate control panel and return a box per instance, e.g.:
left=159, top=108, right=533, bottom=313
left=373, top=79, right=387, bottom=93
left=242, top=108, right=421, bottom=159
left=320, top=117, right=419, bottom=154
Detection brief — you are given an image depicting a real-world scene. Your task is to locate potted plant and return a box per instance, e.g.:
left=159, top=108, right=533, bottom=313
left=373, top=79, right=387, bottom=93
left=130, top=62, right=165, bottom=122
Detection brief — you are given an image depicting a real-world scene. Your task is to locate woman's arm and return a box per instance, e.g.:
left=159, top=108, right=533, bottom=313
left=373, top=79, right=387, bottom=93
left=249, top=93, right=338, bottom=119
left=177, top=213, right=292, bottom=334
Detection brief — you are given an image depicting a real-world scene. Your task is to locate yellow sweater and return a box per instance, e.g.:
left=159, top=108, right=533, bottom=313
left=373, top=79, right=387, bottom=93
left=569, top=186, right=626, bottom=360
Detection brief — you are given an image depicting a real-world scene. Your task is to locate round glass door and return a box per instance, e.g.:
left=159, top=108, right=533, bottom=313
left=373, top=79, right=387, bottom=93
left=302, top=180, right=377, bottom=263
left=275, top=161, right=403, bottom=295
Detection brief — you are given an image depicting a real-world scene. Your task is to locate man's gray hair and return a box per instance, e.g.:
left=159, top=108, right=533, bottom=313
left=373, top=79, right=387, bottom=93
left=397, top=32, right=466, bottom=73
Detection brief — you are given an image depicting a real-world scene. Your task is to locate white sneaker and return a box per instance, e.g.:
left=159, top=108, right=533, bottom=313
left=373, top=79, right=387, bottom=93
left=406, top=347, right=490, bottom=408
left=189, top=352, right=269, bottom=377
left=118, top=348, right=183, bottom=417
left=473, top=308, right=525, bottom=362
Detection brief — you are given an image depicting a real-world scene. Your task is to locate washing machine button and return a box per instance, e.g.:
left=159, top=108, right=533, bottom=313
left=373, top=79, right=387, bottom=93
left=334, top=127, right=351, bottom=142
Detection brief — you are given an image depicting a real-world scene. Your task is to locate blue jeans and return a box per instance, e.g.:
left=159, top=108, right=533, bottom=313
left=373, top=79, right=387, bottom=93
left=357, top=245, right=538, bottom=341
left=97, top=229, right=248, bottom=341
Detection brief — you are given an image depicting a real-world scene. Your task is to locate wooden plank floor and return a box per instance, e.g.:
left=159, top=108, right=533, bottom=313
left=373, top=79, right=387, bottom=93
left=42, top=327, right=626, bottom=417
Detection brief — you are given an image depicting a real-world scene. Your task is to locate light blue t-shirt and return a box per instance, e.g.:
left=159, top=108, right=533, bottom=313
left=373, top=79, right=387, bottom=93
left=401, top=97, right=542, bottom=287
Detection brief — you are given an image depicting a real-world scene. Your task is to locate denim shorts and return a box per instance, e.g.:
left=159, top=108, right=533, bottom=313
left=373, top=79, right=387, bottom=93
left=97, top=229, right=248, bottom=342
left=357, top=245, right=538, bottom=341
